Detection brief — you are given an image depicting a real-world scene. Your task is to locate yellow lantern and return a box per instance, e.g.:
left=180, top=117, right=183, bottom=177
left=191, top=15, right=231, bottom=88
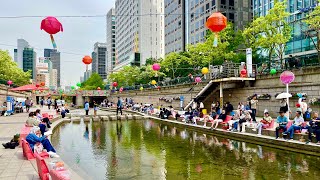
left=151, top=80, right=157, bottom=85
left=202, top=67, right=209, bottom=75
left=140, top=87, right=144, bottom=91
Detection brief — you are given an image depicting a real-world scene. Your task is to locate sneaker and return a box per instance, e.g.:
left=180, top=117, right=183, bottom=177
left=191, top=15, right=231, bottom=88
left=257, top=133, right=262, bottom=136
left=48, top=151, right=60, bottom=158
left=282, top=132, right=287, bottom=136
left=275, top=137, right=279, bottom=139
left=252, top=128, right=256, bottom=131
left=306, top=140, right=311, bottom=144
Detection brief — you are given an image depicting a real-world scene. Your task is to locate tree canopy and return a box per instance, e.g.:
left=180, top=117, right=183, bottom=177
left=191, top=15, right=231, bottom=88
left=108, top=65, right=165, bottom=87
left=304, top=0, right=320, bottom=62
left=81, top=73, right=105, bottom=90
left=243, top=1, right=291, bottom=67
left=0, top=50, right=31, bottom=86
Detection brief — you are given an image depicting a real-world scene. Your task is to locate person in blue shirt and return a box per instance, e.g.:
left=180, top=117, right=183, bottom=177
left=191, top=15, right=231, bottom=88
left=26, top=126, right=57, bottom=156
left=275, top=111, right=289, bottom=139
left=117, top=97, right=123, bottom=115
left=84, top=101, right=89, bottom=116
left=283, top=111, right=304, bottom=140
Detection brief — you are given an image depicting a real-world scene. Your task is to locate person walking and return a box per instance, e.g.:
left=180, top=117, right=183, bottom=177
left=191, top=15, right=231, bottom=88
left=47, top=97, right=52, bottom=110
left=84, top=101, right=89, bottom=116
left=93, top=101, right=98, bottom=116
left=117, top=97, right=123, bottom=116
left=25, top=97, right=31, bottom=113
left=250, top=95, right=258, bottom=122
left=40, top=98, right=44, bottom=108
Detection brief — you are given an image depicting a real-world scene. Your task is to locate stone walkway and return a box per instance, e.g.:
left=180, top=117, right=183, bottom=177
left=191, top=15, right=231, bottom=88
left=0, top=107, right=56, bottom=180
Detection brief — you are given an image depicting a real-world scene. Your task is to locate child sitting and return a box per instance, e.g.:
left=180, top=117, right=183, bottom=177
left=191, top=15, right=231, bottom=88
left=254, top=110, right=273, bottom=135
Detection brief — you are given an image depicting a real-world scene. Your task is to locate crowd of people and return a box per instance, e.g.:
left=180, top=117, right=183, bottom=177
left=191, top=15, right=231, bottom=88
left=2, top=108, right=59, bottom=157
left=122, top=94, right=320, bottom=145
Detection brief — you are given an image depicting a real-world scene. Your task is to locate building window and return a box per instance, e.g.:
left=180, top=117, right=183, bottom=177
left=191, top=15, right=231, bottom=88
left=221, top=0, right=226, bottom=5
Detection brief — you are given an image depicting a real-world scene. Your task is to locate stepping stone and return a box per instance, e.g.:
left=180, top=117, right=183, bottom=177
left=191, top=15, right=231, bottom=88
left=101, top=116, right=110, bottom=121
left=109, top=116, right=117, bottom=121
left=126, top=114, right=133, bottom=120
left=83, top=116, right=91, bottom=122
left=92, top=116, right=101, bottom=122
left=71, top=117, right=81, bottom=122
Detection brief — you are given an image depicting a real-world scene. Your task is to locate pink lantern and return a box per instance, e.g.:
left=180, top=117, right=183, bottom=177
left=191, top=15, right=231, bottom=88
left=119, top=87, right=123, bottom=93
left=40, top=16, right=63, bottom=49
left=195, top=77, right=202, bottom=83
left=152, top=63, right=161, bottom=71
left=7, top=80, right=13, bottom=85
left=280, top=71, right=295, bottom=84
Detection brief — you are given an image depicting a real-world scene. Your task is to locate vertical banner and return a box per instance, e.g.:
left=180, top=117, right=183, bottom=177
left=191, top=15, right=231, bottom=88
left=246, top=48, right=253, bottom=77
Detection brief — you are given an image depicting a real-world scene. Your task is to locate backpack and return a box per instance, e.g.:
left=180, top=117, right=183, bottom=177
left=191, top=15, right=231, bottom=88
left=305, top=111, right=311, bottom=119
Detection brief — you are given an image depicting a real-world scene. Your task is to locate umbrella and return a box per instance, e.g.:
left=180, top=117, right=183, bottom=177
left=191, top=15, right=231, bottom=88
left=276, top=93, right=292, bottom=99
left=10, top=84, right=49, bottom=91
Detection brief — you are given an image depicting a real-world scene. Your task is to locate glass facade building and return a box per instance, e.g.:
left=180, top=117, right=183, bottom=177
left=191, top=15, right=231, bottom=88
left=92, top=42, right=108, bottom=79
left=188, top=0, right=253, bottom=45
left=253, top=0, right=318, bottom=60
left=23, top=48, right=36, bottom=79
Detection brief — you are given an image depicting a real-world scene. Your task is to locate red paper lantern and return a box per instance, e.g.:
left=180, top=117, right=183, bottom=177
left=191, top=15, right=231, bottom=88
left=36, top=84, right=40, bottom=88
left=240, top=69, right=247, bottom=77
left=40, top=82, right=45, bottom=86
left=206, top=12, right=227, bottom=32
left=113, top=82, right=118, bottom=87
left=206, top=12, right=227, bottom=47
left=82, top=56, right=92, bottom=65
left=97, top=87, right=101, bottom=90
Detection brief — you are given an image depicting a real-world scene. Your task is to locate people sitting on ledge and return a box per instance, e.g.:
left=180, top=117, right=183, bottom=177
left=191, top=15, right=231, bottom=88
left=282, top=111, right=304, bottom=140
left=275, top=111, right=289, bottom=139
left=228, top=110, right=242, bottom=131
left=211, top=110, right=226, bottom=129
left=237, top=110, right=252, bottom=133
left=253, top=110, right=273, bottom=135
left=35, top=109, right=51, bottom=128
left=306, top=112, right=320, bottom=144
left=26, top=112, right=47, bottom=136
left=26, top=126, right=59, bottom=158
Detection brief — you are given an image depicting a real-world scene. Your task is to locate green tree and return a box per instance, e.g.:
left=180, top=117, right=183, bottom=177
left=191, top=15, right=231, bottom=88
left=243, top=1, right=291, bottom=68
left=160, top=52, right=191, bottom=78
left=0, top=50, right=31, bottom=86
left=304, top=0, right=320, bottom=62
left=81, top=73, right=104, bottom=90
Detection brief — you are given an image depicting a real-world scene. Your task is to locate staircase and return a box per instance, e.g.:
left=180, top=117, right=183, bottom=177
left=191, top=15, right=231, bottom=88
left=184, top=81, right=219, bottom=110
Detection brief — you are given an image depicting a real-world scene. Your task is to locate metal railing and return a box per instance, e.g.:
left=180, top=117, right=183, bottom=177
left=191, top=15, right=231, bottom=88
left=209, top=63, right=257, bottom=79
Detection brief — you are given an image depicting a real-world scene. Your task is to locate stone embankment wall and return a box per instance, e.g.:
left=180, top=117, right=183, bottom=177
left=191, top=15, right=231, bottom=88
left=108, top=67, right=320, bottom=118
left=0, top=85, right=29, bottom=103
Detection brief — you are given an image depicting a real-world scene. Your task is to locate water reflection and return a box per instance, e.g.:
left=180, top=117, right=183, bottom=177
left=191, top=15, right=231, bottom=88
left=52, top=119, right=320, bottom=180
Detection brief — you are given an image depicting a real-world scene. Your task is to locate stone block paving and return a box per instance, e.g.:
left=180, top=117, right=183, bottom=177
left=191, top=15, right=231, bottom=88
left=0, top=107, right=56, bottom=180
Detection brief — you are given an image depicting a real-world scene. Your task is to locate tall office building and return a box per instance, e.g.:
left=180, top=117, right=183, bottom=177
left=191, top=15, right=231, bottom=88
left=16, top=39, right=30, bottom=69
left=114, top=0, right=165, bottom=71
left=164, top=0, right=187, bottom=54
left=188, top=0, right=252, bottom=45
left=106, top=8, right=116, bottom=75
left=253, top=0, right=318, bottom=58
left=22, top=47, right=37, bottom=79
left=51, top=69, right=58, bottom=89
left=92, top=42, right=108, bottom=79
left=44, top=49, right=61, bottom=87
left=83, top=70, right=92, bottom=82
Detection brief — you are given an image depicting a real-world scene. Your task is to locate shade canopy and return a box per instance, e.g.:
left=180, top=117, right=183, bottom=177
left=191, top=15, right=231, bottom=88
left=10, top=84, right=49, bottom=91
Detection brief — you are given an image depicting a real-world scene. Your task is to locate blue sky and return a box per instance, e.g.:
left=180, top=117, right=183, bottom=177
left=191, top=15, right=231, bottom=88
left=0, top=0, right=115, bottom=86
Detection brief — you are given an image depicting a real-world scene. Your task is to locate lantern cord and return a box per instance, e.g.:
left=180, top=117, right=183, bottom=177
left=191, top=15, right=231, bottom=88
left=50, top=34, right=57, bottom=49
left=213, top=33, right=218, bottom=47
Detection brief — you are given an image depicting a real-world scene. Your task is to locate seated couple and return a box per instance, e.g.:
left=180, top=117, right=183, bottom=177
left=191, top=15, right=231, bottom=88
left=27, top=109, right=51, bottom=128
left=26, top=126, right=59, bottom=158
left=226, top=110, right=252, bottom=132
left=276, top=110, right=304, bottom=140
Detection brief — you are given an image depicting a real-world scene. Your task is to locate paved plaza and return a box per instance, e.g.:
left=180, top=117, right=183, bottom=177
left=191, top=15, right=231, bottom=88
left=0, top=107, right=55, bottom=180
